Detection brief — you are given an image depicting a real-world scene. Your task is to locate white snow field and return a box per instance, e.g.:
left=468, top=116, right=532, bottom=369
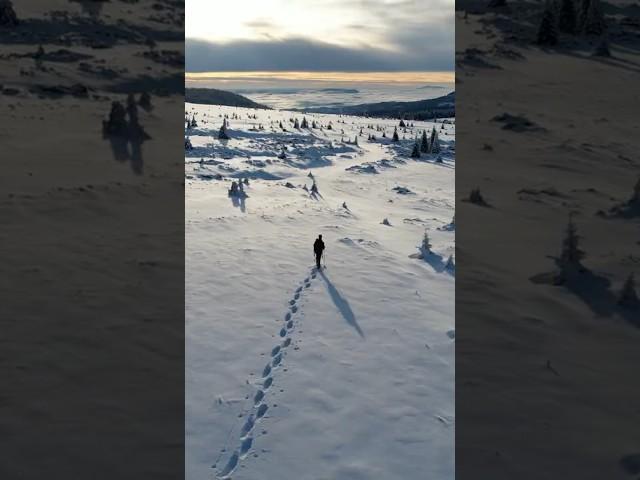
left=185, top=103, right=455, bottom=480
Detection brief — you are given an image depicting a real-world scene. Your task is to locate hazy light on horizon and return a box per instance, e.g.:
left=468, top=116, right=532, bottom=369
left=185, top=71, right=455, bottom=84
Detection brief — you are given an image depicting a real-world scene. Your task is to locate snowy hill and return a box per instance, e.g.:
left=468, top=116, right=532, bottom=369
left=185, top=103, right=455, bottom=479
left=299, top=91, right=456, bottom=119
left=186, top=88, right=271, bottom=109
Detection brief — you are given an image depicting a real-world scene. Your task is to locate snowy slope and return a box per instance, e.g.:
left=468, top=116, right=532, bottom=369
left=185, top=103, right=455, bottom=479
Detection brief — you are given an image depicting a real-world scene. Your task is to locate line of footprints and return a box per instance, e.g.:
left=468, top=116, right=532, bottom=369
left=216, top=270, right=316, bottom=478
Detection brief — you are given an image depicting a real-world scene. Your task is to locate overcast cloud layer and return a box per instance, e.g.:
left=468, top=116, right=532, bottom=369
left=186, top=0, right=454, bottom=72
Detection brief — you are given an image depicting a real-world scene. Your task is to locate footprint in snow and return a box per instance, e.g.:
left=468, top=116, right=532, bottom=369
left=217, top=452, right=239, bottom=478
left=446, top=330, right=455, bottom=339
left=240, top=415, right=255, bottom=437
left=291, top=305, right=298, bottom=313
left=239, top=437, right=253, bottom=459
left=282, top=337, right=291, bottom=348
left=257, top=403, right=269, bottom=419
left=271, top=345, right=281, bottom=357
left=254, top=390, right=264, bottom=405
left=279, top=327, right=287, bottom=337
left=285, top=312, right=291, bottom=321
left=263, top=377, right=273, bottom=389
left=262, top=364, right=271, bottom=378
left=272, top=353, right=282, bottom=367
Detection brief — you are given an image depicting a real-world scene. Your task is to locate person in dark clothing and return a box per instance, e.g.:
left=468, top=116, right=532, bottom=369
left=313, top=234, right=325, bottom=270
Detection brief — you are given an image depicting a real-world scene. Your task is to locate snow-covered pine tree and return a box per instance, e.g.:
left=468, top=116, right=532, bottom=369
left=578, top=0, right=590, bottom=31
left=420, top=231, right=432, bottom=257
left=354, top=136, right=358, bottom=146
left=0, top=0, right=18, bottom=26
left=559, top=215, right=584, bottom=268
left=411, top=142, right=421, bottom=158
left=469, top=188, right=487, bottom=205
left=301, top=117, right=308, bottom=128
left=558, top=0, right=577, bottom=34
left=218, top=121, right=230, bottom=140
left=399, top=119, right=406, bottom=127
left=537, top=1, right=559, bottom=46
left=583, top=0, right=606, bottom=35
left=421, top=130, right=429, bottom=153
left=618, top=273, right=639, bottom=308
left=431, top=130, right=441, bottom=154
left=294, top=118, right=300, bottom=129
left=392, top=127, right=399, bottom=142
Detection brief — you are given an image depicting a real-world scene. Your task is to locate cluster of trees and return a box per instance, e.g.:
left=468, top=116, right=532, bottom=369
left=537, top=0, right=608, bottom=49
left=411, top=127, right=441, bottom=159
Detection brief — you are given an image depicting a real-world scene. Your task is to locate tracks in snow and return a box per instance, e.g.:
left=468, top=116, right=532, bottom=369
left=216, top=269, right=318, bottom=479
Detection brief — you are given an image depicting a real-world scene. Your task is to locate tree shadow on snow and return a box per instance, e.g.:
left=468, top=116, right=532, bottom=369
left=319, top=269, right=364, bottom=338
left=531, top=265, right=639, bottom=326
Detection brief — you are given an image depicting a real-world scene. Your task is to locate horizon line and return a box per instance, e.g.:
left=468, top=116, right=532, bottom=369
left=185, top=71, right=455, bottom=84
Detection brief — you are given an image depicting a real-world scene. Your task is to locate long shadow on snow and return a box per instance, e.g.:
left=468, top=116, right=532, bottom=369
left=319, top=270, right=364, bottom=338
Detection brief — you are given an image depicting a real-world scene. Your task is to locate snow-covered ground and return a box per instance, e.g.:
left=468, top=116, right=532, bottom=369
left=185, top=103, right=455, bottom=479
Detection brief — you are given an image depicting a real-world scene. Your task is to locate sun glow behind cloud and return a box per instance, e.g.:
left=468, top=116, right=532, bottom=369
left=186, top=0, right=454, bottom=73
left=187, top=0, right=454, bottom=51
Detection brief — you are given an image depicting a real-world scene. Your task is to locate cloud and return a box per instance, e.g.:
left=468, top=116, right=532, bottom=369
left=186, top=37, right=453, bottom=72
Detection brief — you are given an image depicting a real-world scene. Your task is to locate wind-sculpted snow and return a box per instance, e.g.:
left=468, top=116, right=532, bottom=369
left=186, top=103, right=455, bottom=480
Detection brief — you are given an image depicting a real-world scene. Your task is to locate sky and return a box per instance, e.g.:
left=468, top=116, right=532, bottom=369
left=186, top=0, right=454, bottom=77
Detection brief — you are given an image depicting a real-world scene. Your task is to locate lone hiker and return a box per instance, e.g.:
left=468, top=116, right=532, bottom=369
left=313, top=234, right=325, bottom=270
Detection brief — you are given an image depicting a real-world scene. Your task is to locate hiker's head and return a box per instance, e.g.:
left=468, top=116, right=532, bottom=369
left=319, top=234, right=322, bottom=239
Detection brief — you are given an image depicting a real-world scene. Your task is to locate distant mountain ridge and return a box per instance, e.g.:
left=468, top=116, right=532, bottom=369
left=297, top=91, right=455, bottom=120
left=185, top=88, right=271, bottom=109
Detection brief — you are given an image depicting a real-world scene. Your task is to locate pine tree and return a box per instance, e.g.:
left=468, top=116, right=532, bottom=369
left=559, top=216, right=584, bottom=267
left=392, top=127, right=399, bottom=142
left=0, top=0, right=18, bottom=26
left=558, top=0, right=577, bottom=34
left=431, top=130, right=441, bottom=154
left=578, top=0, right=590, bottom=31
left=420, top=231, right=432, bottom=256
left=537, top=2, right=559, bottom=46
left=218, top=121, right=230, bottom=140
left=354, top=136, right=358, bottom=146
left=420, top=130, right=429, bottom=153
left=469, top=188, right=487, bottom=206
left=399, top=119, right=406, bottom=127
left=618, top=273, right=639, bottom=308
left=411, top=142, right=421, bottom=158
left=583, top=0, right=606, bottom=35
left=301, top=117, right=308, bottom=128
left=294, top=118, right=300, bottom=129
